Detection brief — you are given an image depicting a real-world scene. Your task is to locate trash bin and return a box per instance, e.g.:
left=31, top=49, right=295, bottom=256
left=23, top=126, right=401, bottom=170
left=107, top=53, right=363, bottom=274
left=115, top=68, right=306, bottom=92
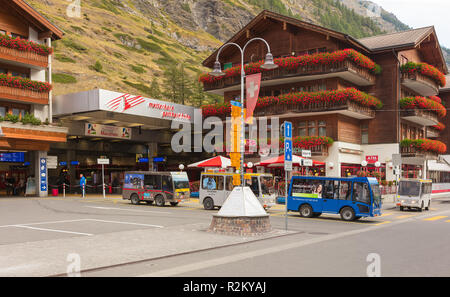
left=52, top=188, right=59, bottom=196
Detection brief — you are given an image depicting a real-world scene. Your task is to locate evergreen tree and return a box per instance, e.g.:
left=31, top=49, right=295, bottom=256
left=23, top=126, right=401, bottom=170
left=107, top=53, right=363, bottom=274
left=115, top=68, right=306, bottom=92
left=149, top=77, right=162, bottom=99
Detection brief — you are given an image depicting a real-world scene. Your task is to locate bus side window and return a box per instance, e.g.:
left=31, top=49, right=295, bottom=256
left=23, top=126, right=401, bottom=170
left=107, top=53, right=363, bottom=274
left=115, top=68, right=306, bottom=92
left=202, top=175, right=216, bottom=190
left=144, top=175, right=159, bottom=189
left=162, top=176, right=173, bottom=192
left=353, top=182, right=370, bottom=204
left=322, top=180, right=335, bottom=199
left=226, top=176, right=233, bottom=191
left=339, top=181, right=351, bottom=200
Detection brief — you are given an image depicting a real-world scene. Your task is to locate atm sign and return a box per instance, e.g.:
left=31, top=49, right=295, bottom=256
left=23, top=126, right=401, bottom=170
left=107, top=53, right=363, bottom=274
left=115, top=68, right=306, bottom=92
left=366, top=155, right=378, bottom=163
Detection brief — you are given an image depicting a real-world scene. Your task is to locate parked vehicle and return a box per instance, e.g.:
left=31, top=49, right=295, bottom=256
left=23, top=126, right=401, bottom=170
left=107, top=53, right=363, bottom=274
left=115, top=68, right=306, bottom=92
left=287, top=176, right=382, bottom=221
left=122, top=171, right=190, bottom=206
left=199, top=172, right=276, bottom=210
left=397, top=178, right=432, bottom=211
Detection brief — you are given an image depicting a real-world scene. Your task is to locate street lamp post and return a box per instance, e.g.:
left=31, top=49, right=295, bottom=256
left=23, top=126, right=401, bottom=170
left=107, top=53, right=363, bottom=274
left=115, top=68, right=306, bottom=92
left=209, top=37, right=278, bottom=188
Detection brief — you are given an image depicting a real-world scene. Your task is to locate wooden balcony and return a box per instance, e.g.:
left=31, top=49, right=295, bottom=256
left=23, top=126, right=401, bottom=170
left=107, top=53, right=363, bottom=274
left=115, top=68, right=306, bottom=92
left=0, top=85, right=49, bottom=105
left=400, top=109, right=439, bottom=126
left=401, top=72, right=439, bottom=97
left=400, top=145, right=438, bottom=159
left=253, top=100, right=376, bottom=120
left=0, top=122, right=67, bottom=151
left=426, top=127, right=440, bottom=138
left=0, top=45, right=48, bottom=69
left=309, top=144, right=329, bottom=157
left=204, top=60, right=376, bottom=95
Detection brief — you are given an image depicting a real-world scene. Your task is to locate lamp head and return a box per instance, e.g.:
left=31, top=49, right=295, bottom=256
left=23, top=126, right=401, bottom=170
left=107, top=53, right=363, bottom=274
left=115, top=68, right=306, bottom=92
left=209, top=61, right=226, bottom=77
left=260, top=52, right=278, bottom=70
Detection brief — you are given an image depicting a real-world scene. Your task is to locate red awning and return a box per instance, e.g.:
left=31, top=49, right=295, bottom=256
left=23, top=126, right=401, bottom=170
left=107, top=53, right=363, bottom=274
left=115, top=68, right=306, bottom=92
left=255, top=155, right=325, bottom=167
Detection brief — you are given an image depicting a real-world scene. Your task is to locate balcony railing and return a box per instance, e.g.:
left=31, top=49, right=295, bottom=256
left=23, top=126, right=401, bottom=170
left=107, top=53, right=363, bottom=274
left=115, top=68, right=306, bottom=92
left=400, top=109, right=439, bottom=126
left=401, top=72, right=439, bottom=97
left=204, top=60, right=376, bottom=93
left=0, top=85, right=49, bottom=104
left=400, top=145, right=439, bottom=158
left=400, top=139, right=446, bottom=159
left=0, top=45, right=48, bottom=68
left=254, top=99, right=376, bottom=119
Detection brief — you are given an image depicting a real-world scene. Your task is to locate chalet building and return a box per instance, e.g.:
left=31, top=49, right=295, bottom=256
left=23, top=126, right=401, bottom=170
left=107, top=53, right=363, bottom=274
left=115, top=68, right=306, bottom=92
left=200, top=10, right=448, bottom=181
left=0, top=0, right=67, bottom=196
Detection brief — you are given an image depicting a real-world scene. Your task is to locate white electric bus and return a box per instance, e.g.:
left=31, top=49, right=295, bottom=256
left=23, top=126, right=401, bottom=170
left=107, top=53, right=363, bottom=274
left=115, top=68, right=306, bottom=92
left=199, top=172, right=276, bottom=210
left=397, top=178, right=432, bottom=211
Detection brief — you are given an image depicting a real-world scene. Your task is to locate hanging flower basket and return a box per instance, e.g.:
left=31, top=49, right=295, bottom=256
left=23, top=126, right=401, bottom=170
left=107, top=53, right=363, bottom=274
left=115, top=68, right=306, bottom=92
left=0, top=34, right=53, bottom=56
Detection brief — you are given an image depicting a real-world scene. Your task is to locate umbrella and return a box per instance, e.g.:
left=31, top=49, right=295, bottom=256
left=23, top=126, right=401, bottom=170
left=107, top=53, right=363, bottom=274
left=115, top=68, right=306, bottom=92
left=188, top=156, right=231, bottom=168
left=255, top=154, right=325, bottom=167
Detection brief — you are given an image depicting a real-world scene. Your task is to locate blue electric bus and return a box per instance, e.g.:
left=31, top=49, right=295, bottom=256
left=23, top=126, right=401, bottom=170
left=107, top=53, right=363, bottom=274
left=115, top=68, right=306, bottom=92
left=287, top=176, right=382, bottom=221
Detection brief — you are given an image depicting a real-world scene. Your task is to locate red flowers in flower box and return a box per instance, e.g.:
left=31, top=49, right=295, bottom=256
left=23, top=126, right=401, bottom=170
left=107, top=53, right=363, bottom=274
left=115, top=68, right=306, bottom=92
left=433, top=122, right=446, bottom=131
left=201, top=88, right=382, bottom=117
left=400, top=62, right=446, bottom=87
left=0, top=34, right=53, bottom=56
left=400, top=96, right=446, bottom=118
left=400, top=138, right=447, bottom=154
left=0, top=74, right=52, bottom=93
left=199, top=48, right=381, bottom=84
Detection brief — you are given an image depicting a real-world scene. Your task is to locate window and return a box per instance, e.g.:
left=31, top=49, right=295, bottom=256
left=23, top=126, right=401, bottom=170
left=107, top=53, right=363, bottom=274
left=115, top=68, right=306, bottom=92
left=361, top=123, right=369, bottom=144
left=0, top=30, right=5, bottom=35
left=0, top=68, right=6, bottom=74
left=339, top=181, right=351, bottom=200
left=162, top=176, right=173, bottom=192
left=12, top=108, right=24, bottom=119
left=0, top=107, right=5, bottom=118
left=318, top=47, right=327, bottom=53
left=308, top=49, right=317, bottom=55
left=401, top=55, right=409, bottom=65
left=202, top=175, right=224, bottom=191
left=11, top=72, right=28, bottom=79
left=144, top=175, right=161, bottom=190
left=11, top=33, right=26, bottom=39
left=226, top=176, right=233, bottom=191
left=308, top=121, right=316, bottom=136
left=353, top=182, right=370, bottom=204
left=318, top=121, right=326, bottom=137
left=298, top=121, right=307, bottom=137
left=322, top=180, right=339, bottom=199
left=274, top=90, right=281, bottom=97
left=245, top=176, right=260, bottom=196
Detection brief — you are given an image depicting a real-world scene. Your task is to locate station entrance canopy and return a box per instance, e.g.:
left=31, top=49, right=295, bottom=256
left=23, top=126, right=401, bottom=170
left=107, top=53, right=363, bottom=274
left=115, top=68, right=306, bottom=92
left=53, top=89, right=195, bottom=131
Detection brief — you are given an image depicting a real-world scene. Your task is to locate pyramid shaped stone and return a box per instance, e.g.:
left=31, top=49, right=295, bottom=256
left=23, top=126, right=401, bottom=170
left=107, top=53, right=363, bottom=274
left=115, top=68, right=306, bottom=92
left=216, top=186, right=268, bottom=217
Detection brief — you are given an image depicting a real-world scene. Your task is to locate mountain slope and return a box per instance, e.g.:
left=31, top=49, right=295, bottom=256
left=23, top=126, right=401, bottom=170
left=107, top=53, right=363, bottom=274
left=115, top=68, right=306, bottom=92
left=26, top=0, right=448, bottom=104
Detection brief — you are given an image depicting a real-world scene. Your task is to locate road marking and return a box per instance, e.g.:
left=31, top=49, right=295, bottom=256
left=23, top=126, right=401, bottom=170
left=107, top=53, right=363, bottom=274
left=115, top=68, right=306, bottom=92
left=396, top=214, right=417, bottom=219
left=0, top=219, right=91, bottom=228
left=12, top=225, right=93, bottom=236
left=88, top=219, right=164, bottom=228
left=380, top=212, right=394, bottom=217
left=423, top=216, right=448, bottom=221
left=374, top=221, right=392, bottom=226
left=85, top=206, right=172, bottom=214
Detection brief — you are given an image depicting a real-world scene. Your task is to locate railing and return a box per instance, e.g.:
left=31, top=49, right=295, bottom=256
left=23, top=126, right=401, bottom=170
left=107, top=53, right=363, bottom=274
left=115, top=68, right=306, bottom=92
left=204, top=60, right=376, bottom=91
left=400, top=108, right=439, bottom=124
left=0, top=45, right=48, bottom=68
left=400, top=145, right=438, bottom=157
left=401, top=71, right=439, bottom=95
left=0, top=85, right=49, bottom=104
left=254, top=99, right=375, bottom=118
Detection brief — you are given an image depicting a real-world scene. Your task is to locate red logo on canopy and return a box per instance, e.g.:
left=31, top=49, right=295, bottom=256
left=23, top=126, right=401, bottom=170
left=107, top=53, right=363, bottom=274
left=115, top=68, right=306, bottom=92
left=106, top=94, right=146, bottom=112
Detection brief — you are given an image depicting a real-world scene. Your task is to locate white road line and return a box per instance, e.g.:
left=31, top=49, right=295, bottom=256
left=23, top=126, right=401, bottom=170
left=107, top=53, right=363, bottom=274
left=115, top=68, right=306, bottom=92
left=88, top=219, right=164, bottom=228
left=139, top=208, right=450, bottom=277
left=12, top=225, right=93, bottom=236
left=0, top=219, right=90, bottom=228
left=85, top=206, right=172, bottom=214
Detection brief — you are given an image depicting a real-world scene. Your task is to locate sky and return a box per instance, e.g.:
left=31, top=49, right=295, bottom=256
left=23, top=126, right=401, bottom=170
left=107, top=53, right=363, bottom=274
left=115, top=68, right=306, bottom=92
left=371, top=0, right=450, bottom=48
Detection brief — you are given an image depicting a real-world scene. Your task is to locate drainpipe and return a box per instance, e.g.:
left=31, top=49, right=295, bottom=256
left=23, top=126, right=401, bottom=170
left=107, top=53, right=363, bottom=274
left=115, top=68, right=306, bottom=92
left=47, top=37, right=52, bottom=124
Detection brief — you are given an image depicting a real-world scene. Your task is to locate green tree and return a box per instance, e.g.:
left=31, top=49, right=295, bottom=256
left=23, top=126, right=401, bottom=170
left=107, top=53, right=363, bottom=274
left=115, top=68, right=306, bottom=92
left=149, top=78, right=162, bottom=99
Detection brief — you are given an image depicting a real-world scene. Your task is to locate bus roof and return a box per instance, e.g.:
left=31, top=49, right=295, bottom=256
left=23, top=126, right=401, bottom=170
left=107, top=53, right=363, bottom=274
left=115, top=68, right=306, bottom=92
left=125, top=171, right=177, bottom=176
left=291, top=176, right=378, bottom=183
left=399, top=178, right=432, bottom=183
left=201, top=172, right=272, bottom=177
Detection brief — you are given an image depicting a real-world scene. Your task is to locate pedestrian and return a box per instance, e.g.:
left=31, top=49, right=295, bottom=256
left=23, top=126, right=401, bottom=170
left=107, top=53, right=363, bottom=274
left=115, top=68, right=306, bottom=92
left=79, top=173, right=86, bottom=197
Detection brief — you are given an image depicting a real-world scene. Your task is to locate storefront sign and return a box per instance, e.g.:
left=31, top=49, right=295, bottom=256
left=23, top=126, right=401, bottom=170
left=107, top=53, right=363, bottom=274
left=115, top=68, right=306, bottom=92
left=0, top=152, right=24, bottom=162
left=47, top=156, right=58, bottom=169
left=97, top=158, right=110, bottom=165
left=366, top=155, right=379, bottom=163
left=85, top=123, right=132, bottom=140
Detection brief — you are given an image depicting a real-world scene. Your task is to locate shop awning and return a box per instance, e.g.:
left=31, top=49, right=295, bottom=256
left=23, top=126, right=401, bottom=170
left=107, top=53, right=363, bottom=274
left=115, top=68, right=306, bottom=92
left=188, top=156, right=231, bottom=168
left=255, top=154, right=325, bottom=167
left=427, top=160, right=450, bottom=172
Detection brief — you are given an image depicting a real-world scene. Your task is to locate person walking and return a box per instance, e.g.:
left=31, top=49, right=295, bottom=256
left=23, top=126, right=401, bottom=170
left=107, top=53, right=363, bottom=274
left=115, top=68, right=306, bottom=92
left=79, top=173, right=86, bottom=198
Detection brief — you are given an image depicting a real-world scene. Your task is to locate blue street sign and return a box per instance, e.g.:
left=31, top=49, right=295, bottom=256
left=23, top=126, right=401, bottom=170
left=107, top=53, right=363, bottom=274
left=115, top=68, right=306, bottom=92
left=284, top=121, right=292, bottom=139
left=284, top=139, right=293, bottom=162
left=40, top=158, right=47, bottom=192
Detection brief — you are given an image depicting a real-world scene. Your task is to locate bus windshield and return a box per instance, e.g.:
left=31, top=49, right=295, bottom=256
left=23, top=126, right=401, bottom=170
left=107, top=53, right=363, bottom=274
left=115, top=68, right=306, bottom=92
left=260, top=176, right=275, bottom=195
left=171, top=173, right=190, bottom=190
left=399, top=181, right=420, bottom=196
left=371, top=184, right=382, bottom=205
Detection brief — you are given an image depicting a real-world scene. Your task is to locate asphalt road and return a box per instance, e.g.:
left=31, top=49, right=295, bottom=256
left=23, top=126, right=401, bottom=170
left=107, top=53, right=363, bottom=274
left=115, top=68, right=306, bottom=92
left=0, top=195, right=449, bottom=276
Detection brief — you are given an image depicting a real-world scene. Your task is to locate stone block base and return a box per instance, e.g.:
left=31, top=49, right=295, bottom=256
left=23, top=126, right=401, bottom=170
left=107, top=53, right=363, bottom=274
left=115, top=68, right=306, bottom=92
left=208, top=215, right=271, bottom=236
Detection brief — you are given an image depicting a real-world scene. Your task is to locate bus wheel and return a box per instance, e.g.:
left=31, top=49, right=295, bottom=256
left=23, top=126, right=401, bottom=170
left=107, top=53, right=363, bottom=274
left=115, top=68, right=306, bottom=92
left=340, top=207, right=355, bottom=221
left=299, top=204, right=313, bottom=218
left=425, top=201, right=430, bottom=211
left=203, top=197, right=214, bottom=210
left=155, top=195, right=165, bottom=207
left=170, top=202, right=179, bottom=207
left=130, top=194, right=140, bottom=205
left=399, top=206, right=404, bottom=211
left=418, top=202, right=424, bottom=212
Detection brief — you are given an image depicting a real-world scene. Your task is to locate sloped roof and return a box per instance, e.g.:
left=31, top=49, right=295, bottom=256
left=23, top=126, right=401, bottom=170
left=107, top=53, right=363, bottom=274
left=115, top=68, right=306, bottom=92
left=358, top=27, right=434, bottom=51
